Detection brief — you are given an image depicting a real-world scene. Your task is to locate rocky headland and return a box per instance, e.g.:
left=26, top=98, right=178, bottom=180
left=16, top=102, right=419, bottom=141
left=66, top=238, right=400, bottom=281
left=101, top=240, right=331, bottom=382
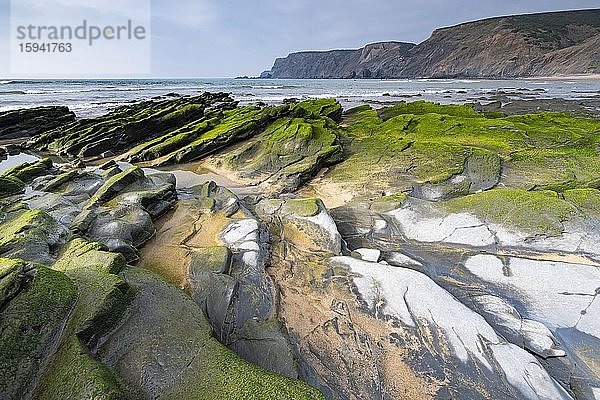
left=0, top=93, right=599, bottom=400
left=261, top=9, right=600, bottom=79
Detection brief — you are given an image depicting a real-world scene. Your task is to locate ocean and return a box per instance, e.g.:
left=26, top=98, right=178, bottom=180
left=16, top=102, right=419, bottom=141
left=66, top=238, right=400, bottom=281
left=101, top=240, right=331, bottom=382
left=1, top=78, right=600, bottom=117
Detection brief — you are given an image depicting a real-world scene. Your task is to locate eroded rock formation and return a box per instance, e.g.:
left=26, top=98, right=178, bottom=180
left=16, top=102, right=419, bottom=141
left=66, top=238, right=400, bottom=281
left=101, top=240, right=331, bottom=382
left=1, top=96, right=600, bottom=399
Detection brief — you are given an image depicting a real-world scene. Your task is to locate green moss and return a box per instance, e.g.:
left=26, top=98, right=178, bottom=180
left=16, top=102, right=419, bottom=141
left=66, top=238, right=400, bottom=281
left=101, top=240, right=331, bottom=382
left=282, top=198, right=321, bottom=217
left=292, top=98, right=342, bottom=121
left=0, top=263, right=77, bottom=399
left=34, top=336, right=126, bottom=400
left=3, top=158, right=53, bottom=183
left=54, top=239, right=127, bottom=275
left=0, top=175, right=25, bottom=198
left=159, top=105, right=291, bottom=165
left=444, top=189, right=577, bottom=236
left=84, top=166, right=144, bottom=209
left=39, top=170, right=79, bottom=192
left=323, top=101, right=600, bottom=201
left=0, top=258, right=25, bottom=305
left=115, top=267, right=323, bottom=400
left=0, top=209, right=60, bottom=250
left=35, top=240, right=133, bottom=399
left=221, top=115, right=342, bottom=191
left=370, top=193, right=408, bottom=212
left=564, top=188, right=600, bottom=219
left=378, top=101, right=481, bottom=120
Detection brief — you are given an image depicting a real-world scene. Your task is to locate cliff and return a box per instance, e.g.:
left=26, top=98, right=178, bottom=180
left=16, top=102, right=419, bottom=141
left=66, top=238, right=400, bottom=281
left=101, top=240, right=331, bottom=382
left=261, top=9, right=600, bottom=79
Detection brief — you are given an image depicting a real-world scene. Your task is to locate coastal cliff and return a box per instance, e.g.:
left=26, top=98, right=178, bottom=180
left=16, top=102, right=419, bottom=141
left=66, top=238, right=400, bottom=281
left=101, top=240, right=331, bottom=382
left=261, top=9, right=600, bottom=79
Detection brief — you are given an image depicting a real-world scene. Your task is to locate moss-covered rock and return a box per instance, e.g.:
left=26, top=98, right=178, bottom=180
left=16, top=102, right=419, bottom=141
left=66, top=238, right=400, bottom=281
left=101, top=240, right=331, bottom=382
left=155, top=104, right=290, bottom=165
left=84, top=166, right=145, bottom=209
left=0, top=106, right=75, bottom=139
left=291, top=98, right=342, bottom=121
left=0, top=175, right=25, bottom=198
left=0, top=261, right=77, bottom=400
left=318, top=102, right=600, bottom=204
left=443, top=189, right=576, bottom=236
left=32, top=239, right=133, bottom=400
left=28, top=93, right=234, bottom=158
left=3, top=157, right=53, bottom=183
left=0, top=208, right=65, bottom=264
left=215, top=114, right=343, bottom=192
left=0, top=258, right=25, bottom=304
left=98, top=266, right=323, bottom=400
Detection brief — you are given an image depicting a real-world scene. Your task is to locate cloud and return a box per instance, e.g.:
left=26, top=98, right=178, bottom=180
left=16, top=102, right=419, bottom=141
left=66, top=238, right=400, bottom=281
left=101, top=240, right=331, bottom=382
left=152, top=0, right=218, bottom=28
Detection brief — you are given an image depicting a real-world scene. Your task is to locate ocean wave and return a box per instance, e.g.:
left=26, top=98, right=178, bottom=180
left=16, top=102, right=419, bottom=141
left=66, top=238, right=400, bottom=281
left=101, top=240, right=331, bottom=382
left=0, top=81, right=13, bottom=85
left=0, top=91, right=26, bottom=95
left=250, top=85, right=286, bottom=89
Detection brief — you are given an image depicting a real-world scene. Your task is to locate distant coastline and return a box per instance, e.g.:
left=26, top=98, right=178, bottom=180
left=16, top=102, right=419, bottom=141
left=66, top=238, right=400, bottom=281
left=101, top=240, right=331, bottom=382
left=260, top=9, right=600, bottom=80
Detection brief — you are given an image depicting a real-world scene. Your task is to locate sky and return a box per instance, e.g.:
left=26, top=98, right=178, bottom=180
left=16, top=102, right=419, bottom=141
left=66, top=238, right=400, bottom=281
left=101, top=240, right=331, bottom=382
left=1, top=0, right=599, bottom=78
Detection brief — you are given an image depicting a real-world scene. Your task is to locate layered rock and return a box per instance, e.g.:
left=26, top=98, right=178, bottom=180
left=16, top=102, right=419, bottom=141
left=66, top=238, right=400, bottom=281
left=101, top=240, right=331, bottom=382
left=137, top=181, right=300, bottom=378
left=0, top=106, right=75, bottom=139
left=0, top=160, right=324, bottom=399
left=2, top=97, right=600, bottom=399
left=261, top=42, right=416, bottom=79
left=28, top=92, right=237, bottom=158
left=261, top=9, right=600, bottom=79
left=304, top=101, right=600, bottom=205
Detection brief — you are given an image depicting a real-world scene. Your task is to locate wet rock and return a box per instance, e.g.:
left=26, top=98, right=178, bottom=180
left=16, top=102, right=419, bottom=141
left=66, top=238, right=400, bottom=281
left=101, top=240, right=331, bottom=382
left=138, top=181, right=297, bottom=378
left=212, top=109, right=343, bottom=193
left=1, top=144, right=21, bottom=155
left=332, top=256, right=572, bottom=400
left=33, top=239, right=130, bottom=399
left=28, top=92, right=234, bottom=158
left=330, top=187, right=600, bottom=396
left=0, top=176, right=25, bottom=198
left=255, top=198, right=342, bottom=255
left=2, top=157, right=53, bottom=183
left=0, top=106, right=75, bottom=139
left=98, top=266, right=322, bottom=400
left=0, top=208, right=67, bottom=264
left=0, top=259, right=77, bottom=399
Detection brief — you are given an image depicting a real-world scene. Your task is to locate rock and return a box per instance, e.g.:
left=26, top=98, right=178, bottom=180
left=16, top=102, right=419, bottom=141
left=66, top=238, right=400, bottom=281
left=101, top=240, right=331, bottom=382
left=255, top=198, right=342, bottom=255
left=0, top=106, right=75, bottom=139
left=83, top=166, right=146, bottom=209
left=352, top=248, right=381, bottom=262
left=137, top=181, right=297, bottom=378
left=1, top=144, right=21, bottom=155
left=262, top=10, right=600, bottom=79
left=28, top=92, right=234, bottom=158
left=0, top=208, right=67, bottom=265
left=331, top=256, right=572, bottom=400
left=212, top=107, right=343, bottom=193
left=2, top=157, right=53, bottom=183
left=0, top=176, right=25, bottom=198
left=0, top=260, right=77, bottom=399
left=98, top=267, right=322, bottom=400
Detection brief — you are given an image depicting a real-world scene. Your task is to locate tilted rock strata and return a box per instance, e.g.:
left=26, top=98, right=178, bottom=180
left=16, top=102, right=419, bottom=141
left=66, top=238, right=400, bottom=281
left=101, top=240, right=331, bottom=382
left=0, top=163, right=323, bottom=399
left=262, top=9, right=600, bottom=79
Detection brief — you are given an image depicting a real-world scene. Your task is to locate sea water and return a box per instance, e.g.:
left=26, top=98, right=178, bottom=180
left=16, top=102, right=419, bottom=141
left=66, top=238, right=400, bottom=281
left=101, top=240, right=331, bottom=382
left=1, top=78, right=599, bottom=117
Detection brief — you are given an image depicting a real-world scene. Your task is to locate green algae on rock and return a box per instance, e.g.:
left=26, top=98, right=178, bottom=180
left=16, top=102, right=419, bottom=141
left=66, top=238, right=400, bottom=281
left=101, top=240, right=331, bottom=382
left=99, top=266, right=324, bottom=400
left=28, top=93, right=236, bottom=158
left=315, top=102, right=600, bottom=204
left=2, top=157, right=53, bottom=183
left=0, top=260, right=77, bottom=399
left=0, top=208, right=66, bottom=264
left=0, top=175, right=25, bottom=198
left=0, top=106, right=75, bottom=139
left=33, top=240, right=133, bottom=400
